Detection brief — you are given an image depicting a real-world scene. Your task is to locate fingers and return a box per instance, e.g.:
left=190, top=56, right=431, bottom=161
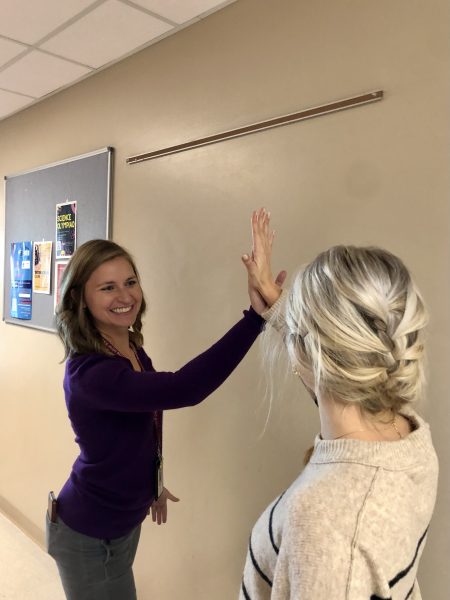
left=253, top=208, right=270, bottom=231
left=263, top=210, right=270, bottom=237
left=166, top=491, right=180, bottom=502
left=275, top=270, right=287, bottom=287
left=152, top=502, right=164, bottom=525
left=241, top=253, right=257, bottom=275
left=251, top=208, right=272, bottom=252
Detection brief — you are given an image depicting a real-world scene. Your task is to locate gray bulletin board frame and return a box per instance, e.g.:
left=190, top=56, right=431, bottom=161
left=3, top=147, right=113, bottom=333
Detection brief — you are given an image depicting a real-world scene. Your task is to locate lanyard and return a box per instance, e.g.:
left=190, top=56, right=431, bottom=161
left=101, top=336, right=162, bottom=454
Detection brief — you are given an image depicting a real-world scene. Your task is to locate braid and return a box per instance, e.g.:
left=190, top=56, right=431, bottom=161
left=280, top=246, right=428, bottom=414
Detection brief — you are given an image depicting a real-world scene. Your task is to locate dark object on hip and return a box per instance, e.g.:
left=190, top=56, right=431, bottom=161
left=48, top=491, right=57, bottom=523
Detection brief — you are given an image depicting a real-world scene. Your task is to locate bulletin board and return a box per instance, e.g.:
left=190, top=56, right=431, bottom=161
left=3, top=147, right=113, bottom=332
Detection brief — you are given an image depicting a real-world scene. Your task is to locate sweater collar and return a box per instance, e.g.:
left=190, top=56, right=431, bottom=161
left=310, top=410, right=433, bottom=470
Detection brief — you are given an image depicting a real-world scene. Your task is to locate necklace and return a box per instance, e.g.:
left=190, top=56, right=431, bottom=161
left=333, top=428, right=368, bottom=440
left=391, top=416, right=403, bottom=439
left=101, top=336, right=143, bottom=371
left=330, top=415, right=402, bottom=440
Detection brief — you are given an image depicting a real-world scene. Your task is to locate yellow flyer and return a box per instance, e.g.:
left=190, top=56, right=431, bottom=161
left=33, top=241, right=53, bottom=294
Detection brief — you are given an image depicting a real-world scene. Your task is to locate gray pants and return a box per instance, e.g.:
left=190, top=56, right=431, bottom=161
left=46, top=514, right=141, bottom=600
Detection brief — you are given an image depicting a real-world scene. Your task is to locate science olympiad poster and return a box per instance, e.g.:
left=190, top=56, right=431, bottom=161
left=10, top=241, right=33, bottom=319
left=33, top=241, right=53, bottom=294
left=56, top=201, right=77, bottom=259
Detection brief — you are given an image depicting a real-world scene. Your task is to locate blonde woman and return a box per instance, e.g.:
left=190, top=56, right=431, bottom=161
left=240, top=246, right=438, bottom=599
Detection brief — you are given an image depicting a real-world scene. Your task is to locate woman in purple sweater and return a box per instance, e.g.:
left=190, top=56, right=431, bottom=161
left=47, top=208, right=284, bottom=600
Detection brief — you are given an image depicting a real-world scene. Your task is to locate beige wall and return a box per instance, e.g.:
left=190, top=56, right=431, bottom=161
left=0, top=0, right=448, bottom=598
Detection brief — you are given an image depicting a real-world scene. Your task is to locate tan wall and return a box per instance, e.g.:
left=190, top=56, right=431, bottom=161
left=0, top=0, right=448, bottom=598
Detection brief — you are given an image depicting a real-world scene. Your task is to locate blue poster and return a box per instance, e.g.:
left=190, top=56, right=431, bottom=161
left=10, top=241, right=33, bottom=320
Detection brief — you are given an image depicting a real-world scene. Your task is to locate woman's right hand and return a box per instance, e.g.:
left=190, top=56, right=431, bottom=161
left=150, top=487, right=180, bottom=525
left=241, top=208, right=287, bottom=315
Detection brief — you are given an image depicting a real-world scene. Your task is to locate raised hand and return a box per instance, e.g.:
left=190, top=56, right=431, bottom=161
left=150, top=487, right=180, bottom=525
left=241, top=208, right=287, bottom=315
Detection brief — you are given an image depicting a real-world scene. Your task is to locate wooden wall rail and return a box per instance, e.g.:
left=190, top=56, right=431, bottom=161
left=126, top=90, right=383, bottom=164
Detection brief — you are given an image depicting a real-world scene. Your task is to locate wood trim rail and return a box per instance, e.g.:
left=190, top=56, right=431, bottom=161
left=126, top=90, right=383, bottom=164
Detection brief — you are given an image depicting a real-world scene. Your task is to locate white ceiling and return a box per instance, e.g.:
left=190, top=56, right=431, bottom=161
left=0, top=0, right=236, bottom=122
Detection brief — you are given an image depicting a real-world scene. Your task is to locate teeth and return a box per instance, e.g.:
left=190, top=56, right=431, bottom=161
left=112, top=306, right=132, bottom=314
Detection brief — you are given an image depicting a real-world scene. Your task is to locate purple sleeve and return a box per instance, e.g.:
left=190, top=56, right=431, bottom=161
left=67, top=308, right=264, bottom=412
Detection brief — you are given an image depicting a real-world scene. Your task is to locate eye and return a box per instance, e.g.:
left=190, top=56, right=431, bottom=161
left=126, top=279, right=138, bottom=287
left=101, top=285, right=115, bottom=291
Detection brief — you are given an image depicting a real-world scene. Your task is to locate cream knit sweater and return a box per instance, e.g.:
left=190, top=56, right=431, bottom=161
left=240, top=410, right=438, bottom=600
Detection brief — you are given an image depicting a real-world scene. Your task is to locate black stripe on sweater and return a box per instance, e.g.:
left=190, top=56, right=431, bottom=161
left=389, top=526, right=428, bottom=588
left=405, top=582, right=415, bottom=600
left=370, top=525, right=429, bottom=599
left=241, top=580, right=251, bottom=600
left=249, top=535, right=272, bottom=588
left=269, top=492, right=285, bottom=555
left=369, top=581, right=415, bottom=600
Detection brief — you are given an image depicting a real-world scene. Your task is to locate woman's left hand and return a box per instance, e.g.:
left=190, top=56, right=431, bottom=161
left=150, top=487, right=180, bottom=525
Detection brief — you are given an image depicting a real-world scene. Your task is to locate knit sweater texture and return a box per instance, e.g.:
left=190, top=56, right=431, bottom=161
left=57, top=307, right=263, bottom=539
left=240, top=409, right=438, bottom=600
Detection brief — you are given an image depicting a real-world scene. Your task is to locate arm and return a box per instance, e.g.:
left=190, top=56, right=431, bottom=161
left=68, top=307, right=263, bottom=412
left=273, top=502, right=354, bottom=599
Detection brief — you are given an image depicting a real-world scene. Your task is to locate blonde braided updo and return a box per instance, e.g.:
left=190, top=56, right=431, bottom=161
left=280, top=246, right=428, bottom=414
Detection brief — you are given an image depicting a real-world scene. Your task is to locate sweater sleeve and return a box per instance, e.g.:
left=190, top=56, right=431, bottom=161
left=67, top=308, right=263, bottom=413
left=273, top=500, right=354, bottom=599
left=271, top=467, right=384, bottom=600
left=261, top=289, right=288, bottom=336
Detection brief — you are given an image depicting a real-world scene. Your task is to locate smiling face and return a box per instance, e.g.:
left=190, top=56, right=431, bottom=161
left=83, top=256, right=143, bottom=338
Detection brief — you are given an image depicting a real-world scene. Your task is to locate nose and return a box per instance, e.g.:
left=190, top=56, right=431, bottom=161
left=116, top=286, right=134, bottom=304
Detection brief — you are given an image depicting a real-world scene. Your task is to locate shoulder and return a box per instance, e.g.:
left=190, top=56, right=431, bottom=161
left=67, top=351, right=115, bottom=368
left=66, top=352, right=126, bottom=382
left=284, top=462, right=379, bottom=539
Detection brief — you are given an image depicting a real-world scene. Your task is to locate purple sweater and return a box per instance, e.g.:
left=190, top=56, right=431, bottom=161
left=57, top=308, right=263, bottom=539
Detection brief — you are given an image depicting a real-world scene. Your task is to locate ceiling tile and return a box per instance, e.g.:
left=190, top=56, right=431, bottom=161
left=41, top=0, right=173, bottom=69
left=0, top=37, right=28, bottom=68
left=129, top=0, right=235, bottom=24
left=0, top=0, right=98, bottom=45
left=0, top=51, right=92, bottom=98
left=0, top=88, right=34, bottom=119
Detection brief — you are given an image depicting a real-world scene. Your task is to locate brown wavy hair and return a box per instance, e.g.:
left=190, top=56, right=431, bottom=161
left=55, top=239, right=146, bottom=359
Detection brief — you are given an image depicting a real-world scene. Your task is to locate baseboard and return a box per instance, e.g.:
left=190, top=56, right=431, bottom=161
left=0, top=496, right=44, bottom=549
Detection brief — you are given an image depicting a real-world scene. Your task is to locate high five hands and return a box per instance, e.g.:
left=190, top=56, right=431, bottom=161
left=242, top=208, right=287, bottom=315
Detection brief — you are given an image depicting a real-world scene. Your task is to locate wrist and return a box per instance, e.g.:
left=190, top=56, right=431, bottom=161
left=260, top=283, right=282, bottom=307
left=261, top=288, right=286, bottom=323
